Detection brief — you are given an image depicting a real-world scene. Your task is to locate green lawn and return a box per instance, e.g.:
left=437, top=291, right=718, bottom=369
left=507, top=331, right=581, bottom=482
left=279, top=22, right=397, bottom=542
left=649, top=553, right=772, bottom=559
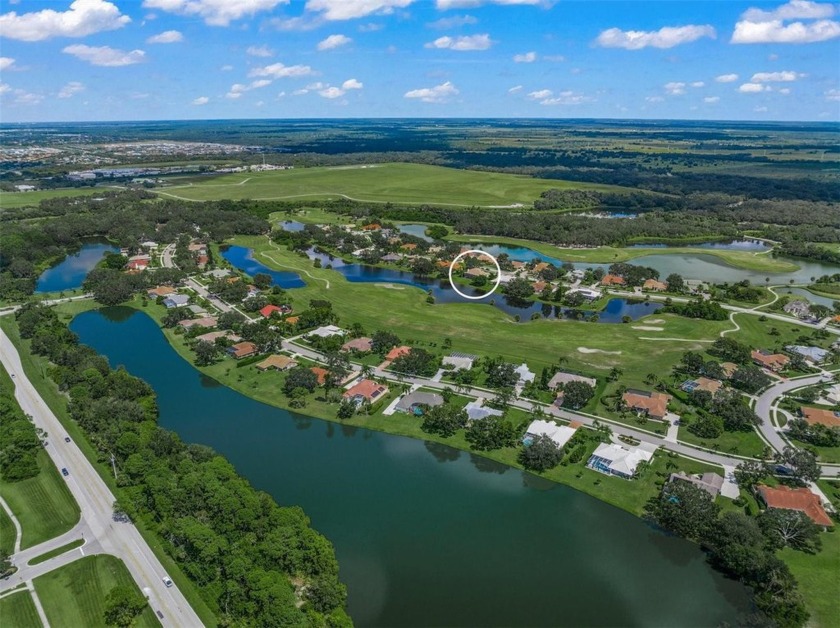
left=0, top=449, right=80, bottom=550
left=0, top=188, right=108, bottom=209
left=677, top=425, right=768, bottom=458
left=0, top=502, right=16, bottom=555
left=156, top=162, right=624, bottom=206
left=780, top=530, right=840, bottom=628
left=0, top=590, right=42, bottom=628
left=34, top=555, right=160, bottom=628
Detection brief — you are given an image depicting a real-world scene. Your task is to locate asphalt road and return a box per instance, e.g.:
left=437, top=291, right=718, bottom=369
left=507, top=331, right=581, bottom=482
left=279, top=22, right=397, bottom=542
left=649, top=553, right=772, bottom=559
left=0, top=326, right=203, bottom=627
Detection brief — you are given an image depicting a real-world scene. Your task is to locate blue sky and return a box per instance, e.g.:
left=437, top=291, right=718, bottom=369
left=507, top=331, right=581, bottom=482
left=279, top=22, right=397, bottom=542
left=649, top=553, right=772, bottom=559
left=1, top=0, right=838, bottom=122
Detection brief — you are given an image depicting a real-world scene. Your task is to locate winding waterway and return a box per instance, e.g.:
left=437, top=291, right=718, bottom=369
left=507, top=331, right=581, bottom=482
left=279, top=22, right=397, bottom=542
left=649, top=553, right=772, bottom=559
left=70, top=307, right=753, bottom=627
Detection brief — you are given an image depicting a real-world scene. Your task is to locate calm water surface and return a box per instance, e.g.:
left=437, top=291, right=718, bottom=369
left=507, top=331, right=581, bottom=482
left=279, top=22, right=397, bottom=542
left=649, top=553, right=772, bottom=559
left=70, top=307, right=752, bottom=627
left=35, top=242, right=118, bottom=293
left=219, top=245, right=305, bottom=288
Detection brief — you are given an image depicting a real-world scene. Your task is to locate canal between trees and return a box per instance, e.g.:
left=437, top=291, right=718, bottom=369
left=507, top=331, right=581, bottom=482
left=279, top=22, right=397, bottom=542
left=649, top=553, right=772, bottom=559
left=70, top=306, right=753, bottom=627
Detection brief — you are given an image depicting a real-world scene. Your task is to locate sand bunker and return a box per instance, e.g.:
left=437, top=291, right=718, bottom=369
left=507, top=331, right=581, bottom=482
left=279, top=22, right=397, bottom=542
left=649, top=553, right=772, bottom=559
left=646, top=319, right=665, bottom=324
left=632, top=326, right=664, bottom=331
left=375, top=283, right=406, bottom=289
left=577, top=347, right=622, bottom=355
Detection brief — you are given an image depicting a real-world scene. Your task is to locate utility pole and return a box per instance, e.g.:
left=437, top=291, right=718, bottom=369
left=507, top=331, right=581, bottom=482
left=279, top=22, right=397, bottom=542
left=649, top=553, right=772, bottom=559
left=110, top=452, right=117, bottom=480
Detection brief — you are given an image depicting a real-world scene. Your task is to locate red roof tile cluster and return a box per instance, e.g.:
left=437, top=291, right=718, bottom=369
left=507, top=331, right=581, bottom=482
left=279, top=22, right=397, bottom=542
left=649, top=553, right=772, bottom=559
left=757, top=485, right=833, bottom=527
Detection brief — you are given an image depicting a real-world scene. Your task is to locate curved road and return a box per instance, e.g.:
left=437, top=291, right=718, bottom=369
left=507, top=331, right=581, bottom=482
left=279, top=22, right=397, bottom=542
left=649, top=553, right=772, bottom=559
left=0, top=327, right=203, bottom=627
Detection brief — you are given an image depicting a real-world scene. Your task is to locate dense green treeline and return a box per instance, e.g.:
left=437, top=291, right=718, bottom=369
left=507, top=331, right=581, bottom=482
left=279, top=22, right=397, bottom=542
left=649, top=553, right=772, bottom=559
left=0, top=378, right=43, bottom=482
left=0, top=192, right=269, bottom=300
left=14, top=303, right=350, bottom=627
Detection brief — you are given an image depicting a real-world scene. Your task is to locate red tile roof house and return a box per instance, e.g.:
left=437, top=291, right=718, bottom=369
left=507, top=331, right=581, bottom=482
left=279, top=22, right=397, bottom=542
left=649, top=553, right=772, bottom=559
left=622, top=390, right=672, bottom=420
left=755, top=485, right=834, bottom=528
left=643, top=279, right=668, bottom=292
left=126, top=259, right=149, bottom=271
left=227, top=341, right=258, bottom=359
left=342, top=337, right=373, bottom=353
left=751, top=349, right=790, bottom=372
left=600, top=274, right=626, bottom=286
left=801, top=407, right=840, bottom=428
left=385, top=346, right=411, bottom=361
left=259, top=304, right=284, bottom=319
left=310, top=367, right=329, bottom=386
left=343, top=379, right=390, bottom=406
left=532, top=281, right=547, bottom=293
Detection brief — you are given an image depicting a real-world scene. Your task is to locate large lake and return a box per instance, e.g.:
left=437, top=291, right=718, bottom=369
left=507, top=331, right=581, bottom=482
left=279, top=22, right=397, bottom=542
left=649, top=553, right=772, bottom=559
left=35, top=242, right=118, bottom=293
left=71, top=307, right=752, bottom=627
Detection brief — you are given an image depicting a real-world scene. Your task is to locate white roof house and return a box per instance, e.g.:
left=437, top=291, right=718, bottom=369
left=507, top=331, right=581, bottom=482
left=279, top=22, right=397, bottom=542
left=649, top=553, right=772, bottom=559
left=442, top=355, right=475, bottom=371
left=548, top=371, right=597, bottom=389
left=307, top=325, right=345, bottom=338
left=465, top=400, right=504, bottom=421
left=515, top=363, right=535, bottom=384
left=825, top=384, right=840, bottom=405
left=785, top=345, right=830, bottom=363
left=587, top=442, right=657, bottom=479
left=524, top=420, right=578, bottom=449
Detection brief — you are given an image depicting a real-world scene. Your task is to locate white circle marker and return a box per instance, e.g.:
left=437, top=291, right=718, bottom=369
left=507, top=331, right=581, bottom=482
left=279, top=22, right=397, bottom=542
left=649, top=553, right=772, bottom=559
left=448, top=249, right=502, bottom=300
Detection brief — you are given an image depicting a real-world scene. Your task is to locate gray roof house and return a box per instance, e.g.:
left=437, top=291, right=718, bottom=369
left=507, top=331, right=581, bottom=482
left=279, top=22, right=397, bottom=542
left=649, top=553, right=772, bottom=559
left=786, top=345, right=830, bottom=363
left=668, top=472, right=724, bottom=498
left=395, top=391, right=444, bottom=414
left=163, top=294, right=190, bottom=309
left=548, top=371, right=597, bottom=390
left=783, top=300, right=812, bottom=319
left=465, top=400, right=504, bottom=421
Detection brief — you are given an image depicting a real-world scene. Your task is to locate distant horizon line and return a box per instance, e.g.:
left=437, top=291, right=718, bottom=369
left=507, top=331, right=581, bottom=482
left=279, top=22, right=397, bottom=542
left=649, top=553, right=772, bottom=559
left=1, top=116, right=838, bottom=127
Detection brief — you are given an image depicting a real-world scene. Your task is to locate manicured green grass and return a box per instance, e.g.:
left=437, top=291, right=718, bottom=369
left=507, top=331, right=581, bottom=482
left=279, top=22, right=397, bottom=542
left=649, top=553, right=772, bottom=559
left=28, top=539, right=85, bottom=566
left=0, top=318, right=218, bottom=628
left=0, top=503, right=16, bottom=556
left=677, top=425, right=768, bottom=458
left=0, top=590, right=42, bottom=628
left=156, top=162, right=624, bottom=206
left=780, top=530, right=840, bottom=628
left=0, top=455, right=80, bottom=550
left=34, top=555, right=160, bottom=628
left=0, top=188, right=107, bottom=209
left=449, top=233, right=800, bottom=273
left=233, top=235, right=732, bottom=388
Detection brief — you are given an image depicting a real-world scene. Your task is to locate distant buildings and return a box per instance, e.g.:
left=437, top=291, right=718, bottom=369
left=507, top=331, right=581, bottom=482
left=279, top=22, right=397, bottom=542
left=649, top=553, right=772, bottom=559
left=464, top=399, right=503, bottom=421
left=395, top=391, right=443, bottom=414
left=548, top=371, right=596, bottom=390
left=783, top=300, right=812, bottom=319
left=255, top=355, right=297, bottom=372
left=643, top=279, right=667, bottom=292
left=681, top=377, right=723, bottom=396
left=800, top=407, right=840, bottom=428
left=163, top=294, right=190, bottom=309
left=227, top=342, right=258, bottom=359
left=344, top=379, right=389, bottom=406
left=668, top=472, right=724, bottom=499
left=785, top=345, right=830, bottom=364
left=442, top=353, right=476, bottom=371
left=342, top=337, right=373, bottom=353
left=600, top=274, right=626, bottom=286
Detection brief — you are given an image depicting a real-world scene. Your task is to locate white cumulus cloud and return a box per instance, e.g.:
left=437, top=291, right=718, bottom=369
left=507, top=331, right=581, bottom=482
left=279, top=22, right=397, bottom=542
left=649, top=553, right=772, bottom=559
left=538, top=90, right=592, bottom=106
left=704, top=96, right=720, bottom=103
left=249, top=62, right=314, bottom=78
left=595, top=24, right=716, bottom=49
left=147, top=30, right=183, bottom=44
left=342, top=78, right=363, bottom=89
left=751, top=70, right=804, bottom=81
left=426, top=33, right=493, bottom=50
left=824, top=88, right=840, bottom=101
left=63, top=44, right=145, bottom=67
left=513, top=51, right=537, bottom=63
left=428, top=15, right=477, bottom=29
left=664, top=81, right=686, bottom=95
left=319, top=86, right=345, bottom=98
left=436, top=0, right=542, bottom=8
left=317, top=34, right=352, bottom=50
left=58, top=81, right=85, bottom=98
left=247, top=45, right=274, bottom=57
left=508, top=85, right=522, bottom=93
left=305, top=0, right=415, bottom=21
left=0, top=0, right=130, bottom=41
left=732, top=0, right=839, bottom=43
left=0, top=57, right=15, bottom=71
left=142, top=0, right=288, bottom=26
left=192, top=96, right=210, bottom=105
left=690, top=81, right=705, bottom=88
left=716, top=73, right=739, bottom=82
left=404, top=80, right=458, bottom=103
left=527, top=89, right=553, bottom=100
left=738, top=82, right=770, bottom=92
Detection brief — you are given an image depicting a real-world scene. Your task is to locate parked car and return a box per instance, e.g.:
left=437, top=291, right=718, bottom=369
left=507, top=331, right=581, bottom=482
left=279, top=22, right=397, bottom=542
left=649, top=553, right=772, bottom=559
left=64, top=436, right=71, bottom=443
left=61, top=468, right=69, bottom=477
left=156, top=611, right=164, bottom=619
left=162, top=576, right=173, bottom=587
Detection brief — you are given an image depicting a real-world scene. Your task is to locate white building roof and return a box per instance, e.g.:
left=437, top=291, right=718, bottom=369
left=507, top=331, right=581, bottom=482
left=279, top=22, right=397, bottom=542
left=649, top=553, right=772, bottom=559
left=307, top=325, right=345, bottom=338
left=524, top=420, right=578, bottom=449
left=465, top=400, right=503, bottom=421
left=548, top=371, right=596, bottom=389
left=515, top=363, right=535, bottom=383
left=442, top=355, right=474, bottom=371
left=589, top=442, right=656, bottom=477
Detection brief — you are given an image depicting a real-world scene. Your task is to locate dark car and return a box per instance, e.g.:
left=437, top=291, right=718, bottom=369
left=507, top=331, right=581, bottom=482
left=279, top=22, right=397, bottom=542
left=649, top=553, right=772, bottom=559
left=61, top=468, right=69, bottom=477
left=64, top=436, right=71, bottom=443
left=156, top=610, right=164, bottom=619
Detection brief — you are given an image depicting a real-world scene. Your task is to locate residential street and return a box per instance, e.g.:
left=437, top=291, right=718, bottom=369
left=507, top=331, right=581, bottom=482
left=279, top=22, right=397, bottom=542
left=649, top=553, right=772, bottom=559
left=0, top=326, right=203, bottom=627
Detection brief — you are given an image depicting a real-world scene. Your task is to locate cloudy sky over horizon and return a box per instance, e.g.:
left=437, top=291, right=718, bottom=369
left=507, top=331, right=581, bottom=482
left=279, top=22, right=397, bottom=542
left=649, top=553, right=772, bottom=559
left=1, top=0, right=839, bottom=122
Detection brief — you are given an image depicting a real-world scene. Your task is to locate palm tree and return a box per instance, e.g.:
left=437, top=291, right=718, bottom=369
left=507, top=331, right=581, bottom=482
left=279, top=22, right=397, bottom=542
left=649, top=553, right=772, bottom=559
left=644, top=373, right=658, bottom=386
